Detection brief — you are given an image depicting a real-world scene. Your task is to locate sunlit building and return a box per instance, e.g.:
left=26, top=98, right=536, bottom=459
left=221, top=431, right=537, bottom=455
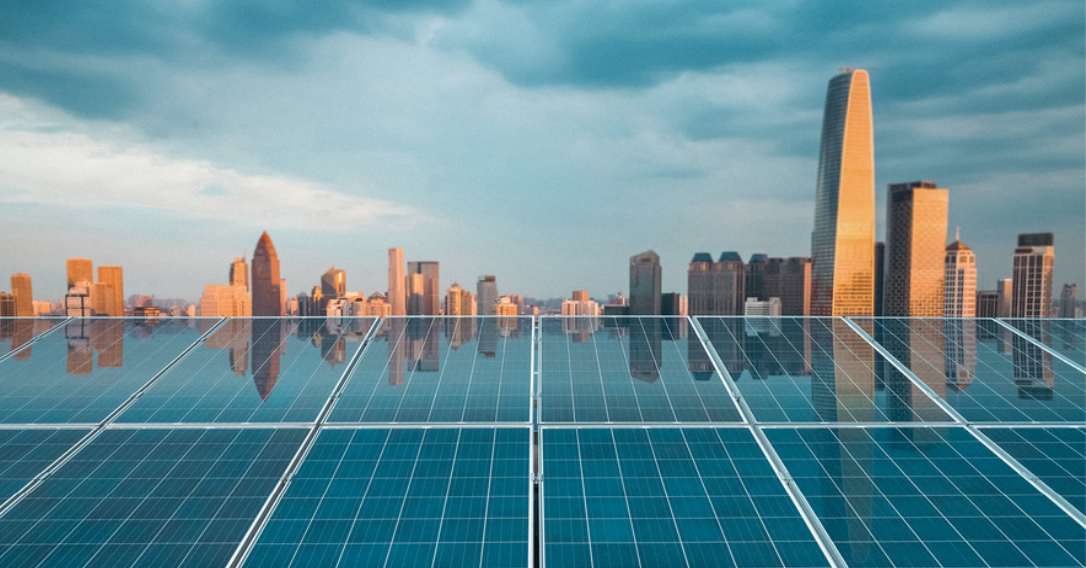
left=98, top=266, right=124, bottom=316
left=251, top=232, right=283, bottom=316
left=66, top=257, right=93, bottom=290
left=1011, top=233, right=1054, bottom=318
left=407, top=261, right=439, bottom=316
left=201, top=285, right=252, bottom=317
left=477, top=275, right=499, bottom=316
left=944, top=232, right=977, bottom=318
left=10, top=273, right=33, bottom=317
left=884, top=181, right=948, bottom=317
left=230, top=257, right=249, bottom=290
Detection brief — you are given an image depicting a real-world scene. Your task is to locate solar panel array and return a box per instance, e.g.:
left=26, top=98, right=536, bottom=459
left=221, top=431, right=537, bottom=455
left=0, top=315, right=1082, bottom=568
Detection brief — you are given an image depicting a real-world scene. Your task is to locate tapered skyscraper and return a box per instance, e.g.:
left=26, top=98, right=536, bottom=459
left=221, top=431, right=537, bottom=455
left=811, top=69, right=875, bottom=316
left=251, top=232, right=283, bottom=316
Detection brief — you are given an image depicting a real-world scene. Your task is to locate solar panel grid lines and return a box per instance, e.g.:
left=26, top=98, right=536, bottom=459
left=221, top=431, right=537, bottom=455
left=0, top=318, right=70, bottom=365
left=994, top=318, right=1086, bottom=374
left=979, top=426, right=1086, bottom=516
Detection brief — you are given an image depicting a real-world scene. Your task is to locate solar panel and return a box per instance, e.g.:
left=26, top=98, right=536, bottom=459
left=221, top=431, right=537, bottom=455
left=863, top=318, right=1086, bottom=423
left=539, top=317, right=742, bottom=423
left=766, top=426, right=1086, bottom=568
left=696, top=317, right=952, bottom=423
left=0, top=318, right=65, bottom=360
left=243, top=427, right=530, bottom=568
left=328, top=318, right=531, bottom=424
left=117, top=318, right=375, bottom=424
left=1003, top=318, right=1086, bottom=370
left=0, top=429, right=89, bottom=503
left=981, top=426, right=1086, bottom=515
left=0, top=319, right=209, bottom=424
left=541, top=428, right=831, bottom=568
left=0, top=427, right=306, bottom=568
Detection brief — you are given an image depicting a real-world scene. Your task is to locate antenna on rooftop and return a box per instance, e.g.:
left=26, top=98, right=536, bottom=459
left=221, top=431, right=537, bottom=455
left=956, top=227, right=960, bottom=241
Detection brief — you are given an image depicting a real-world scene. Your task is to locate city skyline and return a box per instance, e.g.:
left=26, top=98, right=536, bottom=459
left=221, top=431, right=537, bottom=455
left=0, top=2, right=1081, bottom=300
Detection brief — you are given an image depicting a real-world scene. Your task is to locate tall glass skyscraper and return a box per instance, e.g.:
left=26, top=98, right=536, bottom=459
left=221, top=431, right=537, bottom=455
left=811, top=69, right=875, bottom=316
left=251, top=232, right=283, bottom=317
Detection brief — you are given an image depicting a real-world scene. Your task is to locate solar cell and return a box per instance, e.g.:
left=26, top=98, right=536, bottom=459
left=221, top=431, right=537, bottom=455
left=697, top=317, right=951, bottom=423
left=540, top=317, right=742, bottom=423
left=1002, top=318, right=1086, bottom=371
left=117, top=318, right=374, bottom=424
left=0, top=319, right=209, bottom=424
left=982, top=427, right=1086, bottom=515
left=767, top=426, right=1086, bottom=568
left=0, top=429, right=89, bottom=503
left=0, top=318, right=65, bottom=360
left=0, top=428, right=306, bottom=568
left=541, top=428, right=831, bottom=568
left=243, top=427, right=530, bottom=568
left=328, top=318, right=531, bottom=423
left=862, top=318, right=1086, bottom=423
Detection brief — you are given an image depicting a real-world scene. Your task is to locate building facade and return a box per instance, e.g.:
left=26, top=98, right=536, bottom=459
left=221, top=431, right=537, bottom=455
left=884, top=181, right=948, bottom=317
left=477, top=276, right=498, bottom=316
left=10, top=273, right=33, bottom=317
left=944, top=235, right=977, bottom=318
left=1011, top=233, right=1054, bottom=318
left=1059, top=284, right=1077, bottom=318
left=764, top=257, right=811, bottom=316
left=406, top=261, right=440, bottom=316
left=66, top=258, right=93, bottom=290
left=251, top=232, right=284, bottom=316
left=629, top=250, right=661, bottom=316
left=388, top=248, right=405, bottom=316
left=97, top=266, right=124, bottom=317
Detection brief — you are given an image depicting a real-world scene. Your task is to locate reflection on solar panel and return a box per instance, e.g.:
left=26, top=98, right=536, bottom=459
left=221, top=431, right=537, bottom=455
left=0, top=319, right=64, bottom=360
left=0, top=428, right=306, bottom=568
left=697, top=317, right=952, bottom=423
left=329, top=318, right=531, bottom=423
left=768, top=427, right=1086, bottom=568
left=540, top=317, right=741, bottom=423
left=0, top=319, right=208, bottom=424
left=541, top=428, right=830, bottom=568
left=244, top=428, right=529, bottom=568
left=863, top=318, right=1086, bottom=423
left=0, top=429, right=88, bottom=502
left=1004, top=318, right=1086, bottom=369
left=982, top=427, right=1086, bottom=515
left=118, top=318, right=374, bottom=424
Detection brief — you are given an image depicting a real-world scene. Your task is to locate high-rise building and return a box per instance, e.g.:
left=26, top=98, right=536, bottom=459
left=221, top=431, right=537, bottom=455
left=745, top=254, right=769, bottom=301
left=388, top=248, right=405, bottom=316
left=976, top=290, right=999, bottom=318
left=97, top=266, right=124, bottom=317
left=764, top=257, right=811, bottom=316
left=90, top=282, right=117, bottom=317
left=1011, top=233, right=1054, bottom=318
left=10, top=273, right=33, bottom=317
left=230, top=257, right=249, bottom=290
left=687, top=252, right=745, bottom=316
left=445, top=284, right=467, bottom=316
left=884, top=181, right=948, bottom=317
left=477, top=275, right=499, bottom=316
left=1059, top=284, right=1077, bottom=318
left=687, top=253, right=716, bottom=315
left=660, top=293, right=687, bottom=316
left=406, top=261, right=439, bottom=316
left=629, top=250, right=661, bottom=316
left=874, top=242, right=885, bottom=317
left=322, top=266, right=345, bottom=299
left=66, top=258, right=93, bottom=290
left=944, top=232, right=977, bottom=318
left=997, top=279, right=1013, bottom=317
left=251, top=232, right=283, bottom=316
left=810, top=69, right=875, bottom=316
left=200, top=285, right=252, bottom=317
left=572, top=290, right=589, bottom=303
left=0, top=292, right=15, bottom=317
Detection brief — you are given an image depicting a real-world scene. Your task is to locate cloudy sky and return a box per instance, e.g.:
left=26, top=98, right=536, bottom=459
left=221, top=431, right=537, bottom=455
left=1, top=0, right=1083, bottom=302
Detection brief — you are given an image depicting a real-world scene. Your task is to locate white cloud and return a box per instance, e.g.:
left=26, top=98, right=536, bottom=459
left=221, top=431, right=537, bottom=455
left=0, top=94, right=415, bottom=229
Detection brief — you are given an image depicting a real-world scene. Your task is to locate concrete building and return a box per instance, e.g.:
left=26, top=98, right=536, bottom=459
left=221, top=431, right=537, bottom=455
left=251, top=232, right=283, bottom=316
left=1011, top=233, right=1054, bottom=318
left=944, top=232, right=977, bottom=318
left=811, top=69, right=875, bottom=316
left=884, top=181, right=948, bottom=317
left=629, top=250, right=661, bottom=316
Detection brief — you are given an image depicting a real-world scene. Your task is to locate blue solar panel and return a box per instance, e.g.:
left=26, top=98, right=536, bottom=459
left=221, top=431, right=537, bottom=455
left=697, top=317, right=952, bottom=423
left=243, top=427, right=530, bottom=568
left=864, top=318, right=1086, bottom=423
left=0, top=428, right=305, bottom=568
left=0, top=319, right=208, bottom=424
left=767, top=426, right=1086, bottom=568
left=0, top=319, right=64, bottom=360
left=117, top=318, right=374, bottom=424
left=540, top=317, right=742, bottom=423
left=541, top=428, right=831, bottom=568
left=982, top=427, right=1086, bottom=515
left=1004, top=318, right=1086, bottom=369
left=0, top=429, right=88, bottom=502
left=328, top=318, right=531, bottom=423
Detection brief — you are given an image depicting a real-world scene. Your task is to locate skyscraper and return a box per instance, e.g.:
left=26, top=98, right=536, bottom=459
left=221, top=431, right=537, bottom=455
left=687, top=253, right=716, bottom=315
left=810, top=69, right=875, bottom=316
left=477, top=275, right=498, bottom=316
left=884, top=181, right=948, bottom=317
left=1011, top=233, right=1054, bottom=318
left=388, top=248, right=405, bottom=316
left=98, top=266, right=124, bottom=317
left=66, top=258, right=93, bottom=290
left=1059, top=284, right=1077, bottom=318
left=445, top=284, right=466, bottom=316
left=230, top=257, right=249, bottom=290
left=944, top=231, right=977, bottom=318
left=745, top=254, right=769, bottom=301
left=406, top=261, right=439, bottom=315
left=687, top=252, right=745, bottom=315
left=629, top=250, right=661, bottom=316
left=10, top=273, right=33, bottom=317
left=764, top=257, right=811, bottom=316
left=976, top=290, right=999, bottom=318
left=251, top=232, right=283, bottom=316
left=996, top=279, right=1013, bottom=317
left=322, top=266, right=345, bottom=299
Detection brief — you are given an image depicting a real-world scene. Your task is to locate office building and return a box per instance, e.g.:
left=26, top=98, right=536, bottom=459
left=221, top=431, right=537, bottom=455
left=251, top=232, right=283, bottom=316
left=322, top=266, right=345, bottom=299
left=944, top=232, right=977, bottom=318
left=445, top=284, right=478, bottom=316
left=477, top=275, right=499, bottom=316
left=230, top=257, right=249, bottom=290
left=744, top=297, right=782, bottom=316
left=496, top=296, right=518, bottom=316
left=811, top=69, right=875, bottom=316
left=0, top=292, right=15, bottom=317
left=98, top=266, right=124, bottom=316
left=997, top=279, right=1013, bottom=317
left=90, top=282, right=117, bottom=317
left=884, top=181, right=948, bottom=317
left=660, top=293, right=687, bottom=316
left=66, top=258, right=93, bottom=290
left=388, top=248, right=405, bottom=316
left=562, top=291, right=601, bottom=316
left=687, top=252, right=745, bottom=316
left=874, top=242, right=885, bottom=317
left=764, top=257, right=811, bottom=316
left=1059, top=284, right=1077, bottom=318
left=976, top=290, right=999, bottom=318
left=629, top=250, right=661, bottom=316
left=201, top=285, right=252, bottom=317
left=745, top=254, right=769, bottom=301
left=10, top=273, right=33, bottom=317
left=1011, top=233, right=1054, bottom=318
left=406, top=261, right=439, bottom=316
left=65, top=284, right=92, bottom=317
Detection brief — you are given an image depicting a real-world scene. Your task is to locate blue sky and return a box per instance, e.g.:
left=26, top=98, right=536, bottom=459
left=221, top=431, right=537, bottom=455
left=0, top=0, right=1082, bottom=302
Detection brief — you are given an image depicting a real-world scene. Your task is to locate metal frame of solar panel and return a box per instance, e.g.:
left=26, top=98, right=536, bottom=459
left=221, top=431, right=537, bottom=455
left=0, top=315, right=1081, bottom=568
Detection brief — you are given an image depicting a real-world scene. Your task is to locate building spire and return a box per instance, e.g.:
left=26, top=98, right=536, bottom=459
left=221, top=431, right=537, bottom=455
left=955, top=227, right=960, bottom=241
